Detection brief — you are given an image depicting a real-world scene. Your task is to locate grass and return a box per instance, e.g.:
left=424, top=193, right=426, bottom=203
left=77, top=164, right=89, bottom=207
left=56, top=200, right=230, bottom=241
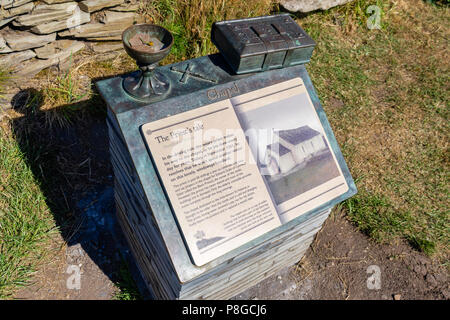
left=0, top=68, right=11, bottom=113
left=0, top=125, right=56, bottom=299
left=268, top=151, right=340, bottom=204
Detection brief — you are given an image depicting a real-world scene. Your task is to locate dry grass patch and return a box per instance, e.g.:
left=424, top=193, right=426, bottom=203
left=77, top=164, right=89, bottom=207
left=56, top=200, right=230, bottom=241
left=139, top=0, right=276, bottom=62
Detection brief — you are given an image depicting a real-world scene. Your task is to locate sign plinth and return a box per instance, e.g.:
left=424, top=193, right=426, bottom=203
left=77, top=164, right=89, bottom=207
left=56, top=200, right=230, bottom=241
left=96, top=14, right=356, bottom=299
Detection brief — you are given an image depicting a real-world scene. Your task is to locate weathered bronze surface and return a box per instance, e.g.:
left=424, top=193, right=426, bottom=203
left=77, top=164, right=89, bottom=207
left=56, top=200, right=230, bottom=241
left=211, top=13, right=316, bottom=74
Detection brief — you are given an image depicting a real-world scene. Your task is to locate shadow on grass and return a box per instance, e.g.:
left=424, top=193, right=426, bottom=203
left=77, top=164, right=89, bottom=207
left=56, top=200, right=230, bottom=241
left=9, top=76, right=145, bottom=300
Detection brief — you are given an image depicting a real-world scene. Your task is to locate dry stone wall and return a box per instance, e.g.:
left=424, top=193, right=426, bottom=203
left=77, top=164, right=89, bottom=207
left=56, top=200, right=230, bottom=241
left=0, top=0, right=140, bottom=78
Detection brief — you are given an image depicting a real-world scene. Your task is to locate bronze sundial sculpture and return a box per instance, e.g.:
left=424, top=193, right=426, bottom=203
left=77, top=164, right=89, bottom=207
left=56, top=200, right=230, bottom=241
left=122, top=24, right=174, bottom=102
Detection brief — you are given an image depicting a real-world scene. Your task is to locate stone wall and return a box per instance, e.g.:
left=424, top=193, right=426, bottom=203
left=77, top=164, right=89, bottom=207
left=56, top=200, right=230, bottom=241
left=0, top=0, right=141, bottom=79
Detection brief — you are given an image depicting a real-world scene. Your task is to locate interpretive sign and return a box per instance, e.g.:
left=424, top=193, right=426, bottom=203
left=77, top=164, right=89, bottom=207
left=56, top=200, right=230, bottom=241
left=142, top=77, right=348, bottom=265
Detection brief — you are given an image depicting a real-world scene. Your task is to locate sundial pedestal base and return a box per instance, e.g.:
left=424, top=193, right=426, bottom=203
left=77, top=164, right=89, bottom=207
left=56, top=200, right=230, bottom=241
left=122, top=63, right=171, bottom=103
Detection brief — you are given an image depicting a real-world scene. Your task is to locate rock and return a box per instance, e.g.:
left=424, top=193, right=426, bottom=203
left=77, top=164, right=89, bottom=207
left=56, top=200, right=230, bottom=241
left=0, top=17, right=15, bottom=28
left=0, top=2, right=34, bottom=19
left=31, top=8, right=90, bottom=34
left=58, top=55, right=75, bottom=71
left=92, top=50, right=122, bottom=62
left=91, top=42, right=123, bottom=53
left=0, top=50, right=36, bottom=69
left=32, top=2, right=79, bottom=12
left=415, top=255, right=430, bottom=265
left=34, top=40, right=85, bottom=60
left=393, top=294, right=401, bottom=300
left=442, top=289, right=450, bottom=300
left=2, top=0, right=33, bottom=9
left=99, top=10, right=135, bottom=24
left=0, top=36, right=12, bottom=53
left=59, top=20, right=134, bottom=39
left=280, top=0, right=354, bottom=13
left=66, top=243, right=85, bottom=264
left=13, top=2, right=78, bottom=27
left=413, top=263, right=427, bottom=276
left=79, top=0, right=124, bottom=13
left=3, top=29, right=56, bottom=51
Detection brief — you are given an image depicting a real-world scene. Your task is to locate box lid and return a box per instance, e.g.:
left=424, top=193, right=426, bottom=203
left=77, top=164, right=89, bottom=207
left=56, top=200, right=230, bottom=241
left=211, top=13, right=316, bottom=59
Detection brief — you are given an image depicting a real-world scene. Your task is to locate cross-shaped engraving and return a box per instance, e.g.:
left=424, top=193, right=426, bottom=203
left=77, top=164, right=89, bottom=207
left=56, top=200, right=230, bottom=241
left=170, top=63, right=218, bottom=84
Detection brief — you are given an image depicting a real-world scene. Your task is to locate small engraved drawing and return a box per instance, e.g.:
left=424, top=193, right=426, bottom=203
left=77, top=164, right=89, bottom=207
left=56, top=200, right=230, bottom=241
left=170, top=63, right=218, bottom=84
left=194, top=230, right=225, bottom=250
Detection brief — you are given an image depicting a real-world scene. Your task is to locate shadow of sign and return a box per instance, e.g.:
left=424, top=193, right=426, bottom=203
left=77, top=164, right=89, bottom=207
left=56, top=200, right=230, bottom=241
left=8, top=77, right=150, bottom=299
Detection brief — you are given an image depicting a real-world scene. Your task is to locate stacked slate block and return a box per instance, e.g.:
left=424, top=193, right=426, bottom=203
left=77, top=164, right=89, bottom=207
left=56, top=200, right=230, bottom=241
left=97, top=14, right=356, bottom=300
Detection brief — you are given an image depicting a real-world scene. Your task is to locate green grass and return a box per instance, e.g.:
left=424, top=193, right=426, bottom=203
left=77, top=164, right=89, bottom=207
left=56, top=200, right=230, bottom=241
left=0, top=68, right=11, bottom=113
left=112, top=259, right=141, bottom=300
left=297, top=0, right=449, bottom=258
left=0, top=127, right=56, bottom=299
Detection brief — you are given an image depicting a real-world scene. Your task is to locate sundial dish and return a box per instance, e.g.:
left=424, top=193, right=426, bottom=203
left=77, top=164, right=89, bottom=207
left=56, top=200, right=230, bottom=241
left=122, top=24, right=174, bottom=102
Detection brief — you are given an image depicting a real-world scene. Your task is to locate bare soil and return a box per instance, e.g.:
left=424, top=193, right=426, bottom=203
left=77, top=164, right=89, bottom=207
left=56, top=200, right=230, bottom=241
left=237, top=209, right=449, bottom=300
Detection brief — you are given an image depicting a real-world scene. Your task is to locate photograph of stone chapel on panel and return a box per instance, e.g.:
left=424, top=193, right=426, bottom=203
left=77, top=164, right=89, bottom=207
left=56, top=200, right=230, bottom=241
left=235, top=91, right=341, bottom=206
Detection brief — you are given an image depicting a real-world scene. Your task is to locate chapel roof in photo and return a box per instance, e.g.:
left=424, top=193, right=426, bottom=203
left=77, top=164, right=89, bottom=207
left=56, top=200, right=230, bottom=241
left=275, top=125, right=320, bottom=145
